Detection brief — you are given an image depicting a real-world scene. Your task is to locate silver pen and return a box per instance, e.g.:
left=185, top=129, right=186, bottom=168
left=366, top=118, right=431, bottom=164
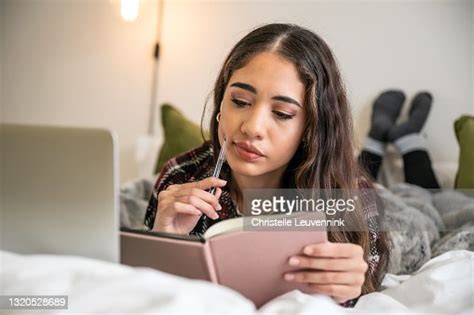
left=208, top=138, right=227, bottom=195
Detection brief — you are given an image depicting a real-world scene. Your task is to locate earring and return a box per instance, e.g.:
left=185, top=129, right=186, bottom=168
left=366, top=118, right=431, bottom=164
left=216, top=112, right=221, bottom=123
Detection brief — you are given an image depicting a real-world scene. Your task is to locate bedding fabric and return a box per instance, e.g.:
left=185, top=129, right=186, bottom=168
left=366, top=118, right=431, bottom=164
left=0, top=250, right=472, bottom=314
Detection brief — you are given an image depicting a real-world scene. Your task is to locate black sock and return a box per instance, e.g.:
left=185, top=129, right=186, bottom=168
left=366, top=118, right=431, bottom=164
left=368, top=90, right=405, bottom=142
left=388, top=92, right=432, bottom=141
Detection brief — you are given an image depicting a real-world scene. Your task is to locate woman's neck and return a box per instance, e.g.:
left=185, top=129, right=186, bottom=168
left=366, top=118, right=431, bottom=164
left=230, top=169, right=285, bottom=215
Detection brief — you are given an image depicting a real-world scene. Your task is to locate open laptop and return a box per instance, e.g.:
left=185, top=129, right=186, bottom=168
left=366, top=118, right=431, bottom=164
left=0, top=123, right=119, bottom=262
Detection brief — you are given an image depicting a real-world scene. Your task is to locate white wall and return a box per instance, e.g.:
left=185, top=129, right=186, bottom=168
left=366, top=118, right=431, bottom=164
left=155, top=0, right=473, bottom=164
left=1, top=0, right=472, bottom=184
left=1, top=0, right=159, bottom=183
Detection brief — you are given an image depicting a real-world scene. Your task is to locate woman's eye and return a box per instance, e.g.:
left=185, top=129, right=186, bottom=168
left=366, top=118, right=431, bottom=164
left=231, top=99, right=294, bottom=120
left=231, top=99, right=249, bottom=108
left=273, top=111, right=294, bottom=120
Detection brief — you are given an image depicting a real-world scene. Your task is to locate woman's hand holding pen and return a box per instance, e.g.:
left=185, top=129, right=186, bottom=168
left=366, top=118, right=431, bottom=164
left=284, top=241, right=368, bottom=304
left=153, top=177, right=227, bottom=235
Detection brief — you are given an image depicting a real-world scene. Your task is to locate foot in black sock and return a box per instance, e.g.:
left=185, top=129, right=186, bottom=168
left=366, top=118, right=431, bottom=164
left=368, top=90, right=405, bottom=142
left=388, top=91, right=433, bottom=141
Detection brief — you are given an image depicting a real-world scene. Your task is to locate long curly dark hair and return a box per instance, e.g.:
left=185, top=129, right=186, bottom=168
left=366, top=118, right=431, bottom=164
left=201, top=23, right=389, bottom=294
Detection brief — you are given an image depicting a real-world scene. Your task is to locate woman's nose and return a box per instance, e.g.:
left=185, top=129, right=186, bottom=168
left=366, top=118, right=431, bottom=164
left=240, top=106, right=267, bottom=140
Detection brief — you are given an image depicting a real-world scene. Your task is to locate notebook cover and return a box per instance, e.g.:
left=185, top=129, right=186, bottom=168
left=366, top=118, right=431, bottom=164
left=208, top=230, right=328, bottom=307
left=120, top=230, right=212, bottom=281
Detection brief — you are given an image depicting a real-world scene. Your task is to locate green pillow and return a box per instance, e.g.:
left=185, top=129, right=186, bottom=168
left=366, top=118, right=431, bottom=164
left=154, top=104, right=208, bottom=174
left=454, top=115, right=474, bottom=188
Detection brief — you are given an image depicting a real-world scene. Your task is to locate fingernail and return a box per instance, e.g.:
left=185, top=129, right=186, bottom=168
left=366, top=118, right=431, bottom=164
left=289, top=257, right=300, bottom=266
left=216, top=204, right=222, bottom=210
left=213, top=213, right=219, bottom=220
left=304, top=246, right=313, bottom=255
left=284, top=274, right=295, bottom=281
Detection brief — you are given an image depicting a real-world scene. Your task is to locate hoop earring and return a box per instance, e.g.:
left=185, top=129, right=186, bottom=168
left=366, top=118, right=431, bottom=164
left=216, top=112, right=221, bottom=123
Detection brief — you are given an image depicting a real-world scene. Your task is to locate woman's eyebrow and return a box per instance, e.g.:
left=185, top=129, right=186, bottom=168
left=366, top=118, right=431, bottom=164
left=230, top=82, right=301, bottom=108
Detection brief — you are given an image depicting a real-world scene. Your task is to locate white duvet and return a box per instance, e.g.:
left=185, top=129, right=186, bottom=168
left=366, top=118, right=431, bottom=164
left=1, top=250, right=472, bottom=315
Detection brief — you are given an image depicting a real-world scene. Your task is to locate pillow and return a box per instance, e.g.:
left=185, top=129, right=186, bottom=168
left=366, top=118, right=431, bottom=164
left=154, top=104, right=208, bottom=174
left=454, top=115, right=474, bottom=189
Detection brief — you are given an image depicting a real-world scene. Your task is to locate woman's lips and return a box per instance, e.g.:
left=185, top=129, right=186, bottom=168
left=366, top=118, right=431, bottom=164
left=234, top=143, right=264, bottom=161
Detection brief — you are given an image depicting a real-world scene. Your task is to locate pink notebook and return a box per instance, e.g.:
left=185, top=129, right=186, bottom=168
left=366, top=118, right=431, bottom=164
left=121, top=215, right=327, bottom=307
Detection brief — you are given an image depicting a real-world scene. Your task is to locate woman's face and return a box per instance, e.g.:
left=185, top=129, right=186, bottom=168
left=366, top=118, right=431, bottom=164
left=218, top=51, right=306, bottom=178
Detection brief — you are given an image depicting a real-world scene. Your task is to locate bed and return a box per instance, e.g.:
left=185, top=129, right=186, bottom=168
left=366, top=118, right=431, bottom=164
left=2, top=167, right=472, bottom=314
left=1, top=249, right=472, bottom=314
left=116, top=172, right=474, bottom=314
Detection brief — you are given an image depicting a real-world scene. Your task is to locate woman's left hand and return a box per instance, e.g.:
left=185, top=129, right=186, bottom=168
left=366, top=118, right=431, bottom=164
left=283, top=241, right=368, bottom=304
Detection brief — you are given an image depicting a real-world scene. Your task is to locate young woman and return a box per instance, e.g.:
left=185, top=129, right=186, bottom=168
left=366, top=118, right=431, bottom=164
left=144, top=23, right=389, bottom=307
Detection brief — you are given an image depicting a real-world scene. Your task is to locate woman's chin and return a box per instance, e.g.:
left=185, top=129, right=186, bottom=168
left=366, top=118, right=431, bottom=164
left=226, top=157, right=267, bottom=177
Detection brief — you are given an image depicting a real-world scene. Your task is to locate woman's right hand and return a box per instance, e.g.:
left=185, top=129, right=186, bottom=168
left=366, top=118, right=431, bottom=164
left=152, top=177, right=227, bottom=235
